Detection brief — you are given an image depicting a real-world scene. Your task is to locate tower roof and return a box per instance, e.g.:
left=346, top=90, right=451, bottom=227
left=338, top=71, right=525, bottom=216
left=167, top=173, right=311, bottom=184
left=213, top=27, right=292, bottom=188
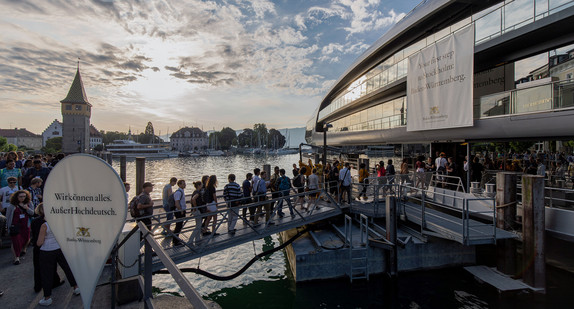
left=60, top=66, right=91, bottom=105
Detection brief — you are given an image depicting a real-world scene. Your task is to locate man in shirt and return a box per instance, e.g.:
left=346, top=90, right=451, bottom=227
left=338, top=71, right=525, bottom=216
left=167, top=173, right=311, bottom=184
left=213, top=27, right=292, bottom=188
left=162, top=177, right=177, bottom=234
left=24, top=160, right=50, bottom=190
left=241, top=173, right=253, bottom=223
left=251, top=168, right=264, bottom=225
left=338, top=163, right=352, bottom=204
left=137, top=182, right=155, bottom=231
left=223, top=174, right=243, bottom=234
left=172, top=180, right=186, bottom=246
left=0, top=159, right=22, bottom=188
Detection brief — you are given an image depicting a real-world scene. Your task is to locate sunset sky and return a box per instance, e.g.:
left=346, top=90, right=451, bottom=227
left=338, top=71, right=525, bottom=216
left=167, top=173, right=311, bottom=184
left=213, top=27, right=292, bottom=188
left=0, top=0, right=419, bottom=135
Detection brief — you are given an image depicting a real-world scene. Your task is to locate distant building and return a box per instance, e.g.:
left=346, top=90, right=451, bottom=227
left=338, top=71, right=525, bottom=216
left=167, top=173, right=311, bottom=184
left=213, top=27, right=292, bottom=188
left=170, top=127, right=208, bottom=151
left=89, top=125, right=103, bottom=149
left=61, top=65, right=92, bottom=153
left=0, top=128, right=42, bottom=150
left=549, top=49, right=574, bottom=81
left=42, top=119, right=63, bottom=147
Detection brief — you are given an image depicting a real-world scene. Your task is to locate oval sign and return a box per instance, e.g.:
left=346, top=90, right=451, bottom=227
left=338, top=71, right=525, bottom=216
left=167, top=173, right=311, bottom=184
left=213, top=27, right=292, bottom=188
left=44, top=154, right=127, bottom=309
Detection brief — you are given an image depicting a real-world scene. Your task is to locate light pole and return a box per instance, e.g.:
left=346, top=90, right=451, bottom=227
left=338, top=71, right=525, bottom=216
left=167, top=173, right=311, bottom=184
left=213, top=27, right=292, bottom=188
left=323, top=123, right=332, bottom=167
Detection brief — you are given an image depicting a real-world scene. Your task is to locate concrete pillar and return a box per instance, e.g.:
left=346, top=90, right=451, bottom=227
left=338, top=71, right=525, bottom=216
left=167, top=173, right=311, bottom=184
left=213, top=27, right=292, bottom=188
left=386, top=195, right=398, bottom=277
left=521, top=175, right=546, bottom=292
left=495, top=172, right=518, bottom=275
left=263, top=164, right=271, bottom=181
left=120, top=156, right=127, bottom=182
left=135, top=157, right=146, bottom=195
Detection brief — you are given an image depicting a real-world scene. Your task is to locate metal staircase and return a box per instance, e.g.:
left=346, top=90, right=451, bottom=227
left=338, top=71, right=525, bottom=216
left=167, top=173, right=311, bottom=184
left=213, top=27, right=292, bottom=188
left=345, top=214, right=370, bottom=282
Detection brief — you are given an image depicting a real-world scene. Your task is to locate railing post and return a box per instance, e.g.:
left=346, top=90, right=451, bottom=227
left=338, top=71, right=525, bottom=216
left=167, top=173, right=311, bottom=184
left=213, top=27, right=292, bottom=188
left=385, top=195, right=398, bottom=277
left=120, top=155, right=127, bottom=182
left=521, top=175, right=546, bottom=293
left=136, top=157, right=146, bottom=195
left=496, top=172, right=518, bottom=275
left=144, top=234, right=153, bottom=308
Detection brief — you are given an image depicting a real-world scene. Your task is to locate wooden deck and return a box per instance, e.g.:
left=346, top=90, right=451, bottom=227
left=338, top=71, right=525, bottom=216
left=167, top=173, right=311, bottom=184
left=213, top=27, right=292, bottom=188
left=464, top=265, right=543, bottom=293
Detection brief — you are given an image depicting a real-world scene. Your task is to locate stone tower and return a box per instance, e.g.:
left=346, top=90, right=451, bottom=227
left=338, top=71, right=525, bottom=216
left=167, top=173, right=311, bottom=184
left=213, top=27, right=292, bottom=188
left=61, top=64, right=92, bottom=153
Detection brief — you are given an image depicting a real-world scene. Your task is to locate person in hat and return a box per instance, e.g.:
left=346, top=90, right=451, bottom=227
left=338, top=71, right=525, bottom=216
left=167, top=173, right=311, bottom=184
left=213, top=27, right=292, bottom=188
left=136, top=182, right=155, bottom=230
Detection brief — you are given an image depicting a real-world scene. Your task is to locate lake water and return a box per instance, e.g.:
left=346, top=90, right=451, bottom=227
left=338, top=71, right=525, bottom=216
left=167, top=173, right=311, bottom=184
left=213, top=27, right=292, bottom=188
left=112, top=154, right=573, bottom=309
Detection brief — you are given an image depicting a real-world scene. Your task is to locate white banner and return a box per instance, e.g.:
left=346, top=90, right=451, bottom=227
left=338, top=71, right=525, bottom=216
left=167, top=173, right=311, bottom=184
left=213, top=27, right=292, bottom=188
left=407, top=24, right=474, bottom=131
left=44, top=154, right=127, bottom=309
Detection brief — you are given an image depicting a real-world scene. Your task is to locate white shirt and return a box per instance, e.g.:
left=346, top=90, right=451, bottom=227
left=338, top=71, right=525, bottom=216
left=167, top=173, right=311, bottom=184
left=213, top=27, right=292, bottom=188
left=40, top=222, right=60, bottom=251
left=339, top=168, right=352, bottom=186
left=174, top=188, right=186, bottom=210
left=308, top=174, right=319, bottom=190
left=0, top=185, right=20, bottom=209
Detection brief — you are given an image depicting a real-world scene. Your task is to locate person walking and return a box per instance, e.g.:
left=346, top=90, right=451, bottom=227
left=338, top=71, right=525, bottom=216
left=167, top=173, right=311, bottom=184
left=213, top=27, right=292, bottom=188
left=223, top=174, right=243, bottom=234
left=190, top=181, right=205, bottom=244
left=172, top=179, right=187, bottom=246
left=6, top=190, right=34, bottom=265
left=338, top=163, right=352, bottom=204
left=37, top=216, right=80, bottom=306
left=136, top=182, right=155, bottom=230
left=275, top=169, right=295, bottom=218
left=31, top=204, right=63, bottom=293
left=203, top=175, right=219, bottom=235
left=357, top=163, right=370, bottom=200
left=162, top=177, right=177, bottom=234
left=241, top=173, right=253, bottom=223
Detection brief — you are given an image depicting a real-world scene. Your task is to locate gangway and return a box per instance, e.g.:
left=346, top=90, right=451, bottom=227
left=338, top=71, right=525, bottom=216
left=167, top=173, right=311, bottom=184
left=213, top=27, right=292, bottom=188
left=132, top=189, right=345, bottom=273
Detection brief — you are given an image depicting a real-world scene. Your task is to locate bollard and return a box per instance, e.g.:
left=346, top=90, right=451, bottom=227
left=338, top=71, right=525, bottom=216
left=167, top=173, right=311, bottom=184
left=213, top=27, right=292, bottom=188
left=120, top=156, right=127, bottom=182
left=470, top=182, right=481, bottom=194
left=106, top=153, right=113, bottom=166
left=521, top=175, right=545, bottom=293
left=135, top=157, right=146, bottom=195
left=263, top=164, right=271, bottom=181
left=495, top=172, right=518, bottom=276
left=485, top=183, right=496, bottom=198
left=386, top=195, right=398, bottom=277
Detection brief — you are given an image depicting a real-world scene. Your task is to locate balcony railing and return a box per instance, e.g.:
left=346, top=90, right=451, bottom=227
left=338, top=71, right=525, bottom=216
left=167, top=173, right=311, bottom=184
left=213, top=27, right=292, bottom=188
left=477, top=79, right=574, bottom=119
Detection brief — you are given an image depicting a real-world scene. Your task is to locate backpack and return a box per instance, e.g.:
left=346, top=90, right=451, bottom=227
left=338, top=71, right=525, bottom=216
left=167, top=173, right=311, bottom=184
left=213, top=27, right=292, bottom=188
left=202, top=187, right=213, bottom=204
left=166, top=190, right=178, bottom=211
left=128, top=195, right=142, bottom=218
left=278, top=176, right=291, bottom=191
left=293, top=174, right=302, bottom=188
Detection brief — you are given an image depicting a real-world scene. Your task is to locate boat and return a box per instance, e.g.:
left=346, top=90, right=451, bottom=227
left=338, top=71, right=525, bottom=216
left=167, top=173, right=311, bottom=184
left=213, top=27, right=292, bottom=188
left=208, top=149, right=224, bottom=156
left=275, top=148, right=298, bottom=155
left=106, top=140, right=178, bottom=158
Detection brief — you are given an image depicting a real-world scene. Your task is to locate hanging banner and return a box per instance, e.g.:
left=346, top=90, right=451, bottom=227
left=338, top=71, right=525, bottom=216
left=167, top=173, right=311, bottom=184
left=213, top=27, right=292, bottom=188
left=44, top=154, right=127, bottom=309
left=407, top=24, right=474, bottom=131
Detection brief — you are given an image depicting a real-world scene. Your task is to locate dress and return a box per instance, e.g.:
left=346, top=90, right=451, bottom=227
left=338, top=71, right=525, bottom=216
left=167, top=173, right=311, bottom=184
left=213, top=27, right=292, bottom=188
left=10, top=205, right=31, bottom=257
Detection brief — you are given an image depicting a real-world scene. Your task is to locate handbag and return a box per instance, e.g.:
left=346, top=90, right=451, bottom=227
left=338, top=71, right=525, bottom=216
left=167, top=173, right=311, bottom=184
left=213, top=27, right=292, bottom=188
left=9, top=224, right=20, bottom=236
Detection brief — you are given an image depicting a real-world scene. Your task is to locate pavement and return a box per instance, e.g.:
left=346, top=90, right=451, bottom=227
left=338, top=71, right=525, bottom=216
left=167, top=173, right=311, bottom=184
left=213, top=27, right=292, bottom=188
left=0, top=238, right=219, bottom=308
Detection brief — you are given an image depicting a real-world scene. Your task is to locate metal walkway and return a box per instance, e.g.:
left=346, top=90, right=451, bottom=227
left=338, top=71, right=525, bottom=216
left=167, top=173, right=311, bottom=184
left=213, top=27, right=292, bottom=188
left=135, top=189, right=344, bottom=273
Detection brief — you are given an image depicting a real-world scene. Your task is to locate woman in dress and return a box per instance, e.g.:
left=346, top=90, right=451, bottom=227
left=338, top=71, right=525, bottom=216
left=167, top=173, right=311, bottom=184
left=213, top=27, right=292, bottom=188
left=203, top=175, right=219, bottom=236
left=5, top=190, right=34, bottom=265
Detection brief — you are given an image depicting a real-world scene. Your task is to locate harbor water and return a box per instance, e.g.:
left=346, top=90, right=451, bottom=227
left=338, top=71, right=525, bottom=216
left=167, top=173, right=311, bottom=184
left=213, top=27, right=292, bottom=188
left=111, top=154, right=573, bottom=308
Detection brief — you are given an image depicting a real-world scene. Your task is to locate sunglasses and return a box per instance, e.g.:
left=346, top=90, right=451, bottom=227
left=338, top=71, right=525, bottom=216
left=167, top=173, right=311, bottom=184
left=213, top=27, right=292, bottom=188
left=8, top=181, right=17, bottom=184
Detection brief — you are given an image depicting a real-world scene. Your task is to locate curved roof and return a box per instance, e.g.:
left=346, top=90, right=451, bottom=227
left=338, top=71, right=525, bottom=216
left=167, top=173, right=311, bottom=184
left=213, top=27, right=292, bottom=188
left=318, top=0, right=502, bottom=113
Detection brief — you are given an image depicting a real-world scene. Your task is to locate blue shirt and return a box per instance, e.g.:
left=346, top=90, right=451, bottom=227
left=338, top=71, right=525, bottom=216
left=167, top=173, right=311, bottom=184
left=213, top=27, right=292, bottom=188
left=242, top=179, right=251, bottom=197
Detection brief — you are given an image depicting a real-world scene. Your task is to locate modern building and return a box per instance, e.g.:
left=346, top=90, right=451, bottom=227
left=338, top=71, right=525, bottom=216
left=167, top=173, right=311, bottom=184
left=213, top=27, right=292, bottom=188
left=307, top=0, right=574, bottom=157
left=170, top=127, right=208, bottom=152
left=61, top=65, right=92, bottom=153
left=89, top=125, right=103, bottom=150
left=41, top=119, right=63, bottom=147
left=0, top=128, right=42, bottom=150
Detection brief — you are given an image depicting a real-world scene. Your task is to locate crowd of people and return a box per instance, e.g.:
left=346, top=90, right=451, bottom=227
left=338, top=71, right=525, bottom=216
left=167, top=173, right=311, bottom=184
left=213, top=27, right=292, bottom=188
left=0, top=151, right=80, bottom=306
left=130, top=159, right=360, bottom=246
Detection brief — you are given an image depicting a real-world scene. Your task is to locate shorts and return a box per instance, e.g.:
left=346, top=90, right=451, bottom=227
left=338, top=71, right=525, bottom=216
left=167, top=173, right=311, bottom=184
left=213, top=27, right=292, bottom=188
left=297, top=188, right=304, bottom=194
left=163, top=204, right=174, bottom=220
left=207, top=201, right=217, bottom=212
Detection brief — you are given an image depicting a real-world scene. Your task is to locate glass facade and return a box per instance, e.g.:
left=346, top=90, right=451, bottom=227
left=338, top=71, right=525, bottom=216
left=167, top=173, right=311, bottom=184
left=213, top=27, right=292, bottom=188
left=329, top=97, right=406, bottom=132
left=317, top=0, right=574, bottom=123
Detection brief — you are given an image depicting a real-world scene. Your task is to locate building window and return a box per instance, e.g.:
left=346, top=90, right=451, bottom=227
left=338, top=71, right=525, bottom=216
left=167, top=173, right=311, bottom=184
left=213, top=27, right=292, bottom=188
left=52, top=131, right=59, bottom=135
left=75, top=105, right=82, bottom=111
left=66, top=105, right=72, bottom=110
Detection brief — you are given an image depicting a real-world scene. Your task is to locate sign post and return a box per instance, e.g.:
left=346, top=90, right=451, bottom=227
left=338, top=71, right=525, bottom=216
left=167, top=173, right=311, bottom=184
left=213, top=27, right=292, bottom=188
left=44, top=154, right=128, bottom=309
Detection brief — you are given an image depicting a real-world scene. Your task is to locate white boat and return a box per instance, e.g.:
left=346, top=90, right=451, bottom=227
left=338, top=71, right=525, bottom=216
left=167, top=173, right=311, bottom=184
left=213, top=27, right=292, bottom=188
left=106, top=140, right=178, bottom=158
left=275, top=148, right=298, bottom=155
left=208, top=149, right=224, bottom=156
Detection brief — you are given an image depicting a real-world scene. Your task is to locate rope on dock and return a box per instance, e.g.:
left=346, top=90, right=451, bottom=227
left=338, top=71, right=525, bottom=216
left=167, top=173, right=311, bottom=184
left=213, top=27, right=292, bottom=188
left=153, top=227, right=311, bottom=281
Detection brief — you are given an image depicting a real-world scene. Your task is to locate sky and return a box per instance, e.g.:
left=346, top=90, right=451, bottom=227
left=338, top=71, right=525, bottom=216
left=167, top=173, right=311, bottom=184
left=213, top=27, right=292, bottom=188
left=0, top=0, right=420, bottom=136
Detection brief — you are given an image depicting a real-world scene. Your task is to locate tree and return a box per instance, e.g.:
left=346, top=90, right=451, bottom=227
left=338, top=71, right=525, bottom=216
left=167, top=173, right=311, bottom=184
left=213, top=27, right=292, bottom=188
left=218, top=127, right=237, bottom=150
left=253, top=123, right=268, bottom=148
left=238, top=128, right=254, bottom=147
left=93, top=144, right=104, bottom=152
left=267, top=129, right=286, bottom=149
left=509, top=141, right=535, bottom=154
left=0, top=137, right=7, bottom=150
left=102, top=131, right=129, bottom=145
left=42, top=137, right=62, bottom=154
left=140, top=122, right=155, bottom=144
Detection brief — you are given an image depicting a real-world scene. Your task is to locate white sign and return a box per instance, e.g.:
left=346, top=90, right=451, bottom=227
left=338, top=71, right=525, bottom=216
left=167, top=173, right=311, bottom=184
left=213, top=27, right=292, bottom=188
left=44, top=154, right=127, bottom=309
left=407, top=24, right=474, bottom=131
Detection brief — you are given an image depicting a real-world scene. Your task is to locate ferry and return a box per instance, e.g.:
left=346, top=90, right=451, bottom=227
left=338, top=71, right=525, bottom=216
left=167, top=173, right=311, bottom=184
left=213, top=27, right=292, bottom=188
left=106, top=140, right=178, bottom=158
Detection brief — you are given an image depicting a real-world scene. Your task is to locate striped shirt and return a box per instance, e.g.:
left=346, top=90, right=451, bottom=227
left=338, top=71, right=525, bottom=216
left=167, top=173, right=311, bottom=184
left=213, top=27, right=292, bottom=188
left=223, top=182, right=243, bottom=204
